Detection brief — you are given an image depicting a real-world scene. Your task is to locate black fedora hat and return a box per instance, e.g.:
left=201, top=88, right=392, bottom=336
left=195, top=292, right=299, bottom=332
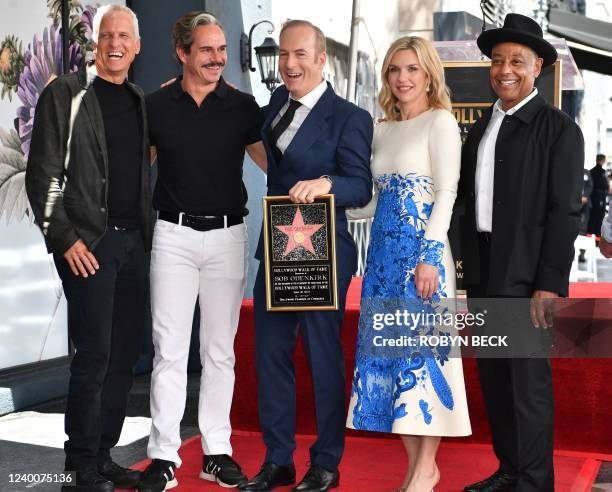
left=477, top=13, right=557, bottom=67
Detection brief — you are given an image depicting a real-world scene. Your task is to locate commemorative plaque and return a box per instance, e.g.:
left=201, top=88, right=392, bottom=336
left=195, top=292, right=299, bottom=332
left=263, top=194, right=338, bottom=311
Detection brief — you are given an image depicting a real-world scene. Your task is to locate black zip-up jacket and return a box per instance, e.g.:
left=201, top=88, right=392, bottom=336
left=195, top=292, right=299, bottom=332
left=25, top=64, right=152, bottom=254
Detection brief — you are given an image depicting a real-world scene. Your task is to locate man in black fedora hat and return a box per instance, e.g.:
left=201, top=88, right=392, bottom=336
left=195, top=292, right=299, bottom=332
left=457, top=13, right=584, bottom=492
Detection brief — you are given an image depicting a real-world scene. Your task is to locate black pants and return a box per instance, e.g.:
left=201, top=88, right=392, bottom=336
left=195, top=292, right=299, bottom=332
left=54, top=228, right=147, bottom=469
left=477, top=358, right=554, bottom=491
left=587, top=193, right=606, bottom=236
left=469, top=234, right=555, bottom=492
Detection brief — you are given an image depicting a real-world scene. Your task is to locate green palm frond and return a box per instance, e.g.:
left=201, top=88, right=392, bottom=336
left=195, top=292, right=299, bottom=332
left=47, top=0, right=84, bottom=26
left=69, top=14, right=89, bottom=46
left=0, top=128, right=30, bottom=224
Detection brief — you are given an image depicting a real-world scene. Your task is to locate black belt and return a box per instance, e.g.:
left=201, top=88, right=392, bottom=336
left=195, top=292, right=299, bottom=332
left=158, top=211, right=242, bottom=232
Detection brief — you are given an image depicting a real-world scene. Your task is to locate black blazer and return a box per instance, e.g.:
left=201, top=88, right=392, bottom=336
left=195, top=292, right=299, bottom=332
left=457, top=94, right=584, bottom=297
left=26, top=65, right=153, bottom=254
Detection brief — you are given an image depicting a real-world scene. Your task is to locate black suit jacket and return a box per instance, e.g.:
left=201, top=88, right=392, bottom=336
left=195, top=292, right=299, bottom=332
left=589, top=165, right=608, bottom=211
left=457, top=94, right=584, bottom=297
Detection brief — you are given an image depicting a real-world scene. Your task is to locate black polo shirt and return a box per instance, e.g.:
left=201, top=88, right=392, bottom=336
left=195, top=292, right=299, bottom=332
left=147, top=76, right=264, bottom=217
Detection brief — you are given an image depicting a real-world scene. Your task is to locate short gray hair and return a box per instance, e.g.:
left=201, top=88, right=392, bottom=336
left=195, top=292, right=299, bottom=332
left=92, top=4, right=140, bottom=44
left=172, top=11, right=224, bottom=63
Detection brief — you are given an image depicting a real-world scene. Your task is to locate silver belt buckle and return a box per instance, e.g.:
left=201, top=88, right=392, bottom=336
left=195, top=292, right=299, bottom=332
left=203, top=215, right=228, bottom=228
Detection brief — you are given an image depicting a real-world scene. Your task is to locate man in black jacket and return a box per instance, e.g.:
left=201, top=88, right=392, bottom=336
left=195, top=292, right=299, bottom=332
left=588, top=154, right=608, bottom=236
left=25, top=5, right=151, bottom=491
left=580, top=168, right=593, bottom=236
left=458, top=14, right=584, bottom=492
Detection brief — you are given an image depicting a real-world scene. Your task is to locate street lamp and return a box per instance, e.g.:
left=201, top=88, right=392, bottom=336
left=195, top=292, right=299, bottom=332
left=241, top=20, right=280, bottom=93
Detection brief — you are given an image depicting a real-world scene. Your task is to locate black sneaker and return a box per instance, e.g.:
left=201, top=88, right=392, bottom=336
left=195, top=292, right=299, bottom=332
left=98, top=459, right=141, bottom=488
left=200, top=454, right=247, bottom=488
left=138, top=459, right=177, bottom=492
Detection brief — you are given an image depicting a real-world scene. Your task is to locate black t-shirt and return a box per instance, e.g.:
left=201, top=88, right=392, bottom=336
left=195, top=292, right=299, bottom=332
left=93, top=76, right=141, bottom=228
left=146, top=77, right=264, bottom=217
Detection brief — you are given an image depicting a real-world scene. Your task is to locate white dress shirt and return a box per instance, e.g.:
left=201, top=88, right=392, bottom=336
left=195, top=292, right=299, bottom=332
left=272, top=79, right=328, bottom=154
left=475, top=88, right=539, bottom=232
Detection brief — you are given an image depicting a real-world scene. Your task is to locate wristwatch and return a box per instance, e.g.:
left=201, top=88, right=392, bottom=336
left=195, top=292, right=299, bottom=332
left=320, top=175, right=333, bottom=187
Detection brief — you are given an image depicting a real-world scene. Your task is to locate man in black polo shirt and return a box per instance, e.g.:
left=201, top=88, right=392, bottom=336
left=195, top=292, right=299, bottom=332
left=138, top=11, right=266, bottom=492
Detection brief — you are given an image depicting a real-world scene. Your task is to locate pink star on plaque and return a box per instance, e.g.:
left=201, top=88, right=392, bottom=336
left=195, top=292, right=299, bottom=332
left=275, top=207, right=323, bottom=256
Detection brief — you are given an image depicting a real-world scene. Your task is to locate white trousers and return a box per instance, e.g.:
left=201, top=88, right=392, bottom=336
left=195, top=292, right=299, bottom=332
left=147, top=219, right=248, bottom=466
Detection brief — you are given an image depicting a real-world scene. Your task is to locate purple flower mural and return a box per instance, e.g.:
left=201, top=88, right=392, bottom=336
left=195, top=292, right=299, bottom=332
left=0, top=1, right=98, bottom=224
left=80, top=4, right=98, bottom=47
left=17, top=26, right=82, bottom=158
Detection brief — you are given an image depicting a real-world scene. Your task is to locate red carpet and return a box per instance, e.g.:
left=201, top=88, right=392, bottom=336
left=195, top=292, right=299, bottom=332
left=230, top=278, right=612, bottom=455
left=131, top=432, right=602, bottom=491
left=569, top=281, right=612, bottom=298
left=127, top=278, right=609, bottom=491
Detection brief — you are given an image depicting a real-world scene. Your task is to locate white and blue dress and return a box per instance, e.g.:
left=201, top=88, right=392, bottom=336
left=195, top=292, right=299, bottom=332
left=346, top=109, right=472, bottom=436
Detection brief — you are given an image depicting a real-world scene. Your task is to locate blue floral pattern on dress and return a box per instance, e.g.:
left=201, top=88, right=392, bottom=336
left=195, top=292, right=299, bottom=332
left=351, top=172, right=455, bottom=433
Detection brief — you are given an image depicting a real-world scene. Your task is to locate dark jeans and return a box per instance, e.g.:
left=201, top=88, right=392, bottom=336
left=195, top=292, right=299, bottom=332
left=53, top=228, right=147, bottom=469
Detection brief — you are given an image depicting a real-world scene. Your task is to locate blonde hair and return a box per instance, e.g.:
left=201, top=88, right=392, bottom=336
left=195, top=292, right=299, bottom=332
left=379, top=36, right=451, bottom=121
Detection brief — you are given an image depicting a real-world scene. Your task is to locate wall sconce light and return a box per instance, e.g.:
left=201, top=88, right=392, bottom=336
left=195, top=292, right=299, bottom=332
left=241, top=20, right=280, bottom=93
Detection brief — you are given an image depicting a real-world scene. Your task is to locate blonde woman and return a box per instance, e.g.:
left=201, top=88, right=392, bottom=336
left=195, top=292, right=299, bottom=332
left=346, top=37, right=471, bottom=491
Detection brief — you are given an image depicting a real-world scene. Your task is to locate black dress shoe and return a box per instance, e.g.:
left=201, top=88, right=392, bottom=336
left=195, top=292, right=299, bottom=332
left=464, top=470, right=517, bottom=492
left=98, top=459, right=141, bottom=488
left=63, top=467, right=115, bottom=492
left=293, top=465, right=339, bottom=491
left=239, top=462, right=296, bottom=491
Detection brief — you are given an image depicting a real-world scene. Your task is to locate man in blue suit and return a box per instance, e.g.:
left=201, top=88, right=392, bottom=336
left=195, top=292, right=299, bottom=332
left=240, top=20, right=373, bottom=492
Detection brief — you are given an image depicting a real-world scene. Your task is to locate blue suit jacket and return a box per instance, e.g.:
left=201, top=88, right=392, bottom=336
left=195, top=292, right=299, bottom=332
left=255, top=82, right=373, bottom=278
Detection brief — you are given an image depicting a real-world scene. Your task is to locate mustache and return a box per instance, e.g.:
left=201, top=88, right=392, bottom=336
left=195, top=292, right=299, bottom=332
left=202, top=62, right=225, bottom=69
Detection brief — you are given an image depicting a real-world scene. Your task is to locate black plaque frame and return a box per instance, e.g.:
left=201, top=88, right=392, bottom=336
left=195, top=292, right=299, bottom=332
left=263, top=195, right=338, bottom=311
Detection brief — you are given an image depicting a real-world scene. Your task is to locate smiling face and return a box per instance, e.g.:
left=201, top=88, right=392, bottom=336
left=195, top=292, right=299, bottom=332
left=490, top=42, right=542, bottom=111
left=178, top=24, right=227, bottom=86
left=94, top=11, right=140, bottom=84
left=386, top=48, right=429, bottom=115
left=279, top=25, right=326, bottom=99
